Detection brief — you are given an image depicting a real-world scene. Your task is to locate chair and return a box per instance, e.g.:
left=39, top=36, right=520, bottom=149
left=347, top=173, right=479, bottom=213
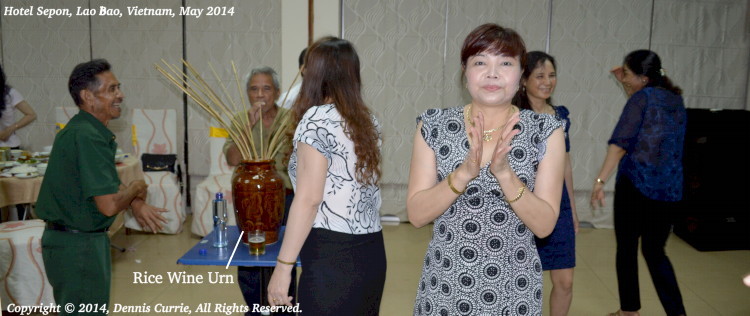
left=54, top=106, right=79, bottom=131
left=124, top=109, right=185, bottom=234
left=191, top=127, right=236, bottom=236
left=0, top=220, right=55, bottom=310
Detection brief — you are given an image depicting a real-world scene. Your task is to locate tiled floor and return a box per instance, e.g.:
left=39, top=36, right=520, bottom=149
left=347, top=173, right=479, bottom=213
left=110, top=216, right=750, bottom=315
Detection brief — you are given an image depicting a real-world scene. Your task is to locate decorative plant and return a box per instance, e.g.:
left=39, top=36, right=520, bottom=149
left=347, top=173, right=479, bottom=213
left=155, top=60, right=298, bottom=161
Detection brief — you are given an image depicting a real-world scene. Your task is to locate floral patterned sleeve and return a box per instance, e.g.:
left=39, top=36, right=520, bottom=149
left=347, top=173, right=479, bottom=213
left=293, top=107, right=333, bottom=161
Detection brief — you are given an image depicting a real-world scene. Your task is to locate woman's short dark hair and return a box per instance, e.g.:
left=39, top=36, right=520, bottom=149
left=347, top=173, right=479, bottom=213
left=68, top=59, right=112, bottom=106
left=460, top=23, right=527, bottom=69
left=513, top=51, right=557, bottom=110
left=624, top=50, right=682, bottom=95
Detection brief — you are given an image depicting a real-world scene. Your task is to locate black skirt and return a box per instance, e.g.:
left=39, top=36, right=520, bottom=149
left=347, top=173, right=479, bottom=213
left=298, top=228, right=387, bottom=315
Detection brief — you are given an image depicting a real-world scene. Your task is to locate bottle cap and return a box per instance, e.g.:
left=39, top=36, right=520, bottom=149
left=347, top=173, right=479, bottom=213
left=215, top=192, right=223, bottom=200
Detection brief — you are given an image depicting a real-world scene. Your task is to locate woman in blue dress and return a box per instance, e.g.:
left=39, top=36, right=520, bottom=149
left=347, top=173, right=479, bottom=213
left=514, top=51, right=577, bottom=316
left=591, top=50, right=687, bottom=316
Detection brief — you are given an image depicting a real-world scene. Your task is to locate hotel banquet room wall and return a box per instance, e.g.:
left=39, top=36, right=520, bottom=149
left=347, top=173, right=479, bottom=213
left=343, top=0, right=750, bottom=227
left=2, top=0, right=184, bottom=172
left=0, top=0, right=280, bottom=206
left=2, top=0, right=748, bottom=227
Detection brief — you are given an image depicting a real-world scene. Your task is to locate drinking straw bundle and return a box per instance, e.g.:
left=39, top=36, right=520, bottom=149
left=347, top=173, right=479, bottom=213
left=155, top=60, right=299, bottom=161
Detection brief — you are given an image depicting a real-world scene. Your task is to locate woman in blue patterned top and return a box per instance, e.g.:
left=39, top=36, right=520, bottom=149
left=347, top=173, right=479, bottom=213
left=267, top=36, right=386, bottom=315
left=515, top=51, right=577, bottom=316
left=591, top=50, right=687, bottom=316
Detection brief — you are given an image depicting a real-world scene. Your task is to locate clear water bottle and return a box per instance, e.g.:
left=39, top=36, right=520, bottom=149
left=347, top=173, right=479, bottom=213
left=212, top=192, right=228, bottom=247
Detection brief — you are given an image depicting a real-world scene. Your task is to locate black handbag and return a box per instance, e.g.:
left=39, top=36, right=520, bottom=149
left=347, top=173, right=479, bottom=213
left=141, top=153, right=178, bottom=173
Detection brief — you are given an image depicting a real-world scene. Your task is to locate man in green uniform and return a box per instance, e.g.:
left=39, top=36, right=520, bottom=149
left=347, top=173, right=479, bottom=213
left=36, top=59, right=167, bottom=315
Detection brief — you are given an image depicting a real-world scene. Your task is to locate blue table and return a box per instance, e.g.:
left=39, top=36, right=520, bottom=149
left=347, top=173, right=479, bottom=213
left=177, top=226, right=300, bottom=266
left=177, top=226, right=299, bottom=312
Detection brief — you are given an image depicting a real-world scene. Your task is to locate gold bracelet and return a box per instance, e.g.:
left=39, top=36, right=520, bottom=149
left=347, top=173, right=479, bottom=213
left=506, top=186, right=526, bottom=203
left=447, top=172, right=465, bottom=195
left=276, top=257, right=296, bottom=265
left=596, top=178, right=605, bottom=185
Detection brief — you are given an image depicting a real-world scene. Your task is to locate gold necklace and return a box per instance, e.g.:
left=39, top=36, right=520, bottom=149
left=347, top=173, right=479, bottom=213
left=464, top=104, right=516, bottom=142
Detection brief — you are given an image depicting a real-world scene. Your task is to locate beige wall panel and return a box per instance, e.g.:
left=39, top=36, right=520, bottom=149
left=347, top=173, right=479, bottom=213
left=344, top=1, right=446, bottom=185
left=2, top=0, right=90, bottom=151
left=352, top=34, right=399, bottom=92
left=185, top=0, right=281, bottom=176
left=88, top=0, right=183, bottom=159
left=380, top=183, right=408, bottom=219
left=280, top=0, right=308, bottom=90
left=651, top=0, right=750, bottom=110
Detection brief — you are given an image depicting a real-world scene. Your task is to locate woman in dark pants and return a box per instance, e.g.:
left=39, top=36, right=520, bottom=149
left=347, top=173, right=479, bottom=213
left=591, top=50, right=687, bottom=316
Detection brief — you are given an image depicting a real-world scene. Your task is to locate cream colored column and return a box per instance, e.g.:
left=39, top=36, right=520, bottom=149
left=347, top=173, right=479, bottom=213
left=280, top=0, right=307, bottom=92
left=280, top=0, right=341, bottom=91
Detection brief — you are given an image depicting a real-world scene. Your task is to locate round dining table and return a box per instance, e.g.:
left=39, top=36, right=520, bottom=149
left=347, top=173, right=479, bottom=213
left=0, top=155, right=143, bottom=208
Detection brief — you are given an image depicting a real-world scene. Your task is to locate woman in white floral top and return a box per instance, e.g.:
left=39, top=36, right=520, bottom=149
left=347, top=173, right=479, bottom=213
left=267, top=36, right=386, bottom=315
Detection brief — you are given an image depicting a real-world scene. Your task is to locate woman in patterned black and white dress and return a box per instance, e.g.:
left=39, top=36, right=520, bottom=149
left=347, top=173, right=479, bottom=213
left=267, top=36, right=386, bottom=315
left=407, top=24, right=566, bottom=316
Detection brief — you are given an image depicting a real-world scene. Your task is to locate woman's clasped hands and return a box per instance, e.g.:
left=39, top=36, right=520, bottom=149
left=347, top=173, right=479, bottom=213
left=455, top=109, right=521, bottom=185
